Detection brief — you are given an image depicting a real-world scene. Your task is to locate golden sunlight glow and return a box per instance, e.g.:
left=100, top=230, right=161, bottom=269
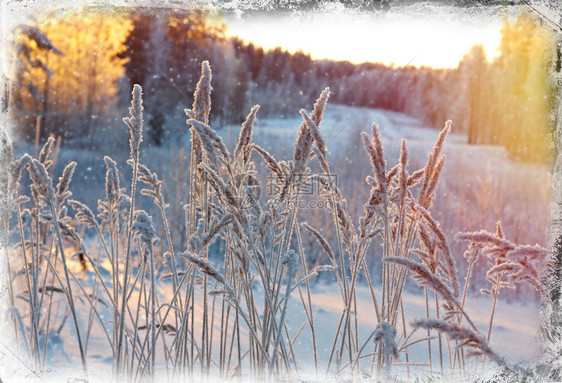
left=225, top=10, right=504, bottom=68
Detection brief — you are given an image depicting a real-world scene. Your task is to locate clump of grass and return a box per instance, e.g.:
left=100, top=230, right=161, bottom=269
left=2, top=60, right=551, bottom=383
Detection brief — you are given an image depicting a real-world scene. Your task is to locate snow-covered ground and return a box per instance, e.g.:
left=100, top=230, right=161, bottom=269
left=229, top=103, right=467, bottom=155
left=8, top=277, right=539, bottom=382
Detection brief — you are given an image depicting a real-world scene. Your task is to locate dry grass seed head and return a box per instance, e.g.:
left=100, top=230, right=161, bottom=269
left=55, top=161, right=77, bottom=207
left=131, top=210, right=159, bottom=247
left=412, top=318, right=507, bottom=367
left=188, top=119, right=230, bottom=168
left=311, top=87, right=331, bottom=126
left=301, top=221, right=336, bottom=266
left=496, top=221, right=505, bottom=239
left=234, top=105, right=260, bottom=164
left=198, top=163, right=238, bottom=208
left=181, top=252, right=226, bottom=286
left=291, top=88, right=331, bottom=193
left=58, top=217, right=81, bottom=245
left=454, top=230, right=513, bottom=251
left=300, top=109, right=327, bottom=159
left=192, top=60, right=212, bottom=125
left=383, top=256, right=460, bottom=304
left=386, top=165, right=399, bottom=184
left=198, top=214, right=233, bottom=252
left=397, top=139, right=408, bottom=208
left=103, top=156, right=120, bottom=206
left=250, top=144, right=284, bottom=183
left=361, top=125, right=387, bottom=196
left=123, top=84, right=144, bottom=162
left=420, top=155, right=446, bottom=209
left=413, top=204, right=459, bottom=296
left=407, top=168, right=425, bottom=187
left=27, top=158, right=54, bottom=205
left=129, top=160, right=165, bottom=207
left=336, top=201, right=354, bottom=248
left=68, top=199, right=97, bottom=228
left=10, top=155, right=31, bottom=197
left=419, top=121, right=451, bottom=208
left=38, top=136, right=55, bottom=168
left=293, top=122, right=313, bottom=173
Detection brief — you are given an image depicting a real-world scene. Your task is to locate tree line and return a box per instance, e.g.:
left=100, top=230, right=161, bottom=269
left=9, top=8, right=557, bottom=161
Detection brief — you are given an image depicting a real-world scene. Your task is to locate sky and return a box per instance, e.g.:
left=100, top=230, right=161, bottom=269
left=224, top=7, right=506, bottom=69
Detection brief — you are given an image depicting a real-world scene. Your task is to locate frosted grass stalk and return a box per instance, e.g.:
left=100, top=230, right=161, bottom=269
left=117, top=84, right=144, bottom=377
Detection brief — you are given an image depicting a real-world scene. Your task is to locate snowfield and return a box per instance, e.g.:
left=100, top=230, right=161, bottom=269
left=1, top=278, right=541, bottom=382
